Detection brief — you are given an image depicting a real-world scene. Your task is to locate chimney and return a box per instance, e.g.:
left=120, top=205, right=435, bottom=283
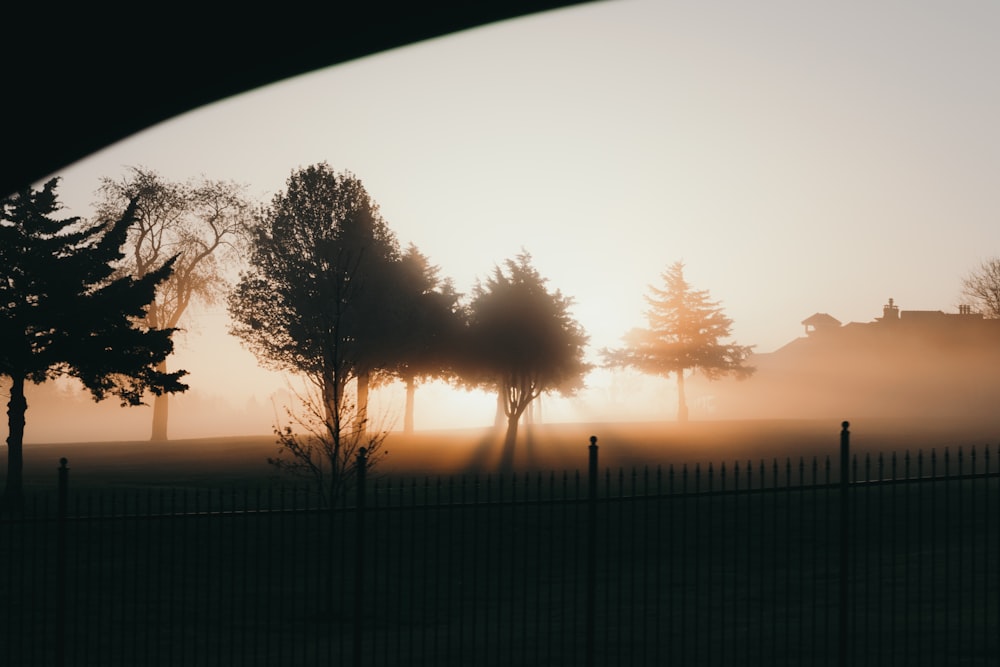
left=883, top=297, right=899, bottom=322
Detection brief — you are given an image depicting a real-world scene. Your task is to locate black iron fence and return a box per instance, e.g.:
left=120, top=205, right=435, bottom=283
left=2, top=423, right=999, bottom=666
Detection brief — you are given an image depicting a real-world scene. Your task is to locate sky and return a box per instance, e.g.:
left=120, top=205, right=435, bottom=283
left=33, top=0, right=1000, bottom=436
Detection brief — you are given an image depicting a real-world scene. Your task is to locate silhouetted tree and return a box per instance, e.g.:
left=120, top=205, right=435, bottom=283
left=391, top=244, right=464, bottom=433
left=268, top=379, right=387, bottom=508
left=463, top=251, right=590, bottom=467
left=1, top=179, right=187, bottom=507
left=961, top=258, right=1000, bottom=318
left=227, top=164, right=399, bottom=491
left=602, top=260, right=754, bottom=422
left=95, top=166, right=251, bottom=440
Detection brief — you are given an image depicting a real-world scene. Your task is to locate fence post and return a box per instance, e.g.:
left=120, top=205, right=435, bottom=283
left=838, top=422, right=850, bottom=667
left=56, top=457, right=68, bottom=667
left=585, top=436, right=598, bottom=667
left=353, top=447, right=368, bottom=667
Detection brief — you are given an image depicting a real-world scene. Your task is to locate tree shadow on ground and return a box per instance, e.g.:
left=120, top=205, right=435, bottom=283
left=463, top=428, right=504, bottom=473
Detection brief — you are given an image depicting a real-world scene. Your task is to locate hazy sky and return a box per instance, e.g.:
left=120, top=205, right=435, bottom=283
left=40, top=0, right=1000, bottom=432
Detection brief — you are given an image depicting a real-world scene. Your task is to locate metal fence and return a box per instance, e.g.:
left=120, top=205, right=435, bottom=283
left=2, top=423, right=999, bottom=666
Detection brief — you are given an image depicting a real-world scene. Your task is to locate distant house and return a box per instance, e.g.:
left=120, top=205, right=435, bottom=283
left=801, top=312, right=841, bottom=336
left=783, top=298, right=994, bottom=352
left=692, top=297, right=1000, bottom=421
left=875, top=296, right=983, bottom=325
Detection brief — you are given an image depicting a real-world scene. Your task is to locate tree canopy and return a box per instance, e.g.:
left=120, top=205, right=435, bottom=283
left=391, top=244, right=464, bottom=433
left=463, top=251, right=590, bottom=465
left=1, top=178, right=187, bottom=505
left=227, top=164, right=401, bottom=487
left=94, top=166, right=251, bottom=440
left=602, top=260, right=753, bottom=422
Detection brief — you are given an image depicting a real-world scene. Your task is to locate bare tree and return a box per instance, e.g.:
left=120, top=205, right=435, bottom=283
left=961, top=258, right=1000, bottom=318
left=268, top=379, right=388, bottom=508
left=95, top=166, right=251, bottom=439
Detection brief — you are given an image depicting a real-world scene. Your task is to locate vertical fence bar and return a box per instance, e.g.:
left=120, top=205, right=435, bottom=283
left=863, top=452, right=871, bottom=664
left=904, top=451, right=912, bottom=666
left=984, top=447, right=992, bottom=662
left=354, top=447, right=368, bottom=667
left=757, top=459, right=765, bottom=661
left=956, top=447, right=963, bottom=653
left=743, top=460, right=752, bottom=663
left=585, top=436, right=598, bottom=667
left=683, top=463, right=692, bottom=663
left=56, top=458, right=68, bottom=667
left=839, top=421, right=850, bottom=667
left=810, top=457, right=819, bottom=665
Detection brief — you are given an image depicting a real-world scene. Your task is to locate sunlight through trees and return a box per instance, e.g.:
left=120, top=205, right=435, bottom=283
left=602, top=260, right=753, bottom=422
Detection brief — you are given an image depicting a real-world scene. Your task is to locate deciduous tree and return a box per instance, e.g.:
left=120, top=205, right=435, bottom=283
left=602, top=260, right=754, bottom=422
left=95, top=166, right=250, bottom=440
left=961, top=258, right=1000, bottom=318
left=227, top=164, right=398, bottom=493
left=463, top=251, right=590, bottom=468
left=1, top=179, right=187, bottom=506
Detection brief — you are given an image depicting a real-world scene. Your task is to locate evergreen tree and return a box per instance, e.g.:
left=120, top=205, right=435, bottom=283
left=1, top=179, right=187, bottom=506
left=391, top=244, right=464, bottom=433
left=602, top=261, right=754, bottom=422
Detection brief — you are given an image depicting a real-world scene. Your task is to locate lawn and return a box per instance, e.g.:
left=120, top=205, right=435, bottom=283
left=15, top=415, right=1000, bottom=491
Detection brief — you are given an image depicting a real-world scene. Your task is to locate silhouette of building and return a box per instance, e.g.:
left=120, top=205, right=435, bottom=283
left=693, top=298, right=1000, bottom=421
left=801, top=312, right=842, bottom=336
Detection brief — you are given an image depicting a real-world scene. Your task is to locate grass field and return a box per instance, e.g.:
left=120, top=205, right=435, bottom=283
left=15, top=416, right=1000, bottom=492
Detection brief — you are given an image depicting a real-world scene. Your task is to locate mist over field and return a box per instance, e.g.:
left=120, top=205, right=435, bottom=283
left=12, top=415, right=1000, bottom=493
left=5, top=256, right=1000, bottom=477
left=6, top=314, right=1000, bottom=460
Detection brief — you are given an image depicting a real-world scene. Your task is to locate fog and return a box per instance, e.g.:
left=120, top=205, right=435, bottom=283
left=6, top=300, right=1000, bottom=448
left=2, top=372, right=676, bottom=445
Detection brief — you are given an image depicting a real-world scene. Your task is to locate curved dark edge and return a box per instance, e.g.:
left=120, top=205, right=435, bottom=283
left=3, top=1, right=595, bottom=199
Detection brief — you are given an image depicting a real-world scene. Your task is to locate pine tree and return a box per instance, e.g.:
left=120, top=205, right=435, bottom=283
left=602, top=261, right=754, bottom=422
left=1, top=179, right=187, bottom=507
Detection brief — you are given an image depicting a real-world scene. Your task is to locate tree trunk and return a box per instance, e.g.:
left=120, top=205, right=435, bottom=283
left=494, top=391, right=505, bottom=430
left=150, top=359, right=169, bottom=440
left=676, top=370, right=689, bottom=423
left=356, top=370, right=369, bottom=435
left=4, top=374, right=27, bottom=509
left=501, top=412, right=519, bottom=473
left=403, top=376, right=416, bottom=434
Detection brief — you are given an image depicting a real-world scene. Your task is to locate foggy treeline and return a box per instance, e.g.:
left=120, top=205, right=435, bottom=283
left=7, top=166, right=1000, bottom=448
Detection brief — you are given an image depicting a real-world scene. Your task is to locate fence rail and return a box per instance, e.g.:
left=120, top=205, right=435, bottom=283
left=2, top=423, right=999, bottom=666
